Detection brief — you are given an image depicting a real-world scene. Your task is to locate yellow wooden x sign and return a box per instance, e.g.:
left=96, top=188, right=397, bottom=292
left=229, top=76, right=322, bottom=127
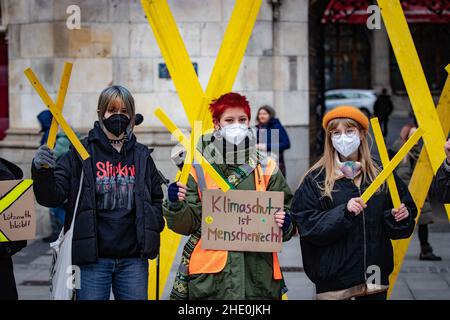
left=142, top=0, right=262, bottom=187
left=359, top=0, right=450, bottom=298
left=141, top=0, right=263, bottom=299
left=24, top=63, right=90, bottom=160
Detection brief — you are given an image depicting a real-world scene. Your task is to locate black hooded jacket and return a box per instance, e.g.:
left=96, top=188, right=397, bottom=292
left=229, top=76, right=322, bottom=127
left=31, top=122, right=165, bottom=265
left=291, top=167, right=417, bottom=294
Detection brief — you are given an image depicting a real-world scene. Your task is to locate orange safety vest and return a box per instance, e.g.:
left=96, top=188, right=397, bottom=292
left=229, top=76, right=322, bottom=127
left=188, top=159, right=283, bottom=280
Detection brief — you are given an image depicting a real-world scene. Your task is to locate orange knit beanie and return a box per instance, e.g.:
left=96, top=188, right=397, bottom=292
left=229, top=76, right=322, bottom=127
left=322, top=106, right=369, bottom=131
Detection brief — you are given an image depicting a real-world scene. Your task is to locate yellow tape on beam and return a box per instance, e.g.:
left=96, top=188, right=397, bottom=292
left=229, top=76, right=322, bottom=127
left=154, top=108, right=231, bottom=192
left=0, top=180, right=33, bottom=214
left=387, top=67, right=450, bottom=298
left=24, top=68, right=90, bottom=160
left=361, top=127, right=424, bottom=204
left=47, top=63, right=72, bottom=149
left=371, top=118, right=401, bottom=209
left=377, top=0, right=446, bottom=172
left=0, top=230, right=9, bottom=242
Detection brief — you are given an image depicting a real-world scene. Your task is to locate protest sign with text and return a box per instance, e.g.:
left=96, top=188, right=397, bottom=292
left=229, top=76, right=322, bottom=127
left=201, top=189, right=284, bottom=252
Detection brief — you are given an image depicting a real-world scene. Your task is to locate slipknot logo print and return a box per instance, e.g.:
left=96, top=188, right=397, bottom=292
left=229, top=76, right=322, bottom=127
left=95, top=161, right=136, bottom=210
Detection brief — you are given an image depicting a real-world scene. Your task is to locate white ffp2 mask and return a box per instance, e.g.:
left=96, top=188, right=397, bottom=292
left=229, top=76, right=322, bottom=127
left=220, top=123, right=249, bottom=145
left=331, top=133, right=361, bottom=158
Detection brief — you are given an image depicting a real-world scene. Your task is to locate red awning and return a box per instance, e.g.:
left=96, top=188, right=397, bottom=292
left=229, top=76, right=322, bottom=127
left=322, top=0, right=450, bottom=24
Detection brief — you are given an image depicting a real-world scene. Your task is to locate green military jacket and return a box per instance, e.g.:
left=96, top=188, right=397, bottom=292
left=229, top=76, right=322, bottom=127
left=163, top=135, right=295, bottom=300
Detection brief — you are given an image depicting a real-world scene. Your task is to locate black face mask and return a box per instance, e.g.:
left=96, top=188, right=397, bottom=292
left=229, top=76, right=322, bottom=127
left=103, top=114, right=130, bottom=137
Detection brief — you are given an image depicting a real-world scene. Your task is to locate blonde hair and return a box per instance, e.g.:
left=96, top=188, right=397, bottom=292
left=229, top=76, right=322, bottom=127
left=301, top=118, right=381, bottom=199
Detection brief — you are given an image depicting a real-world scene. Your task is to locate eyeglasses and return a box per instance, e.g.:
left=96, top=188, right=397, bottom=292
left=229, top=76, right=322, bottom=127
left=330, top=128, right=358, bottom=139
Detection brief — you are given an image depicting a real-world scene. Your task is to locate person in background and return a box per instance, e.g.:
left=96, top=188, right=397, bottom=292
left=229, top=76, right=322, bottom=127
left=0, top=157, right=27, bottom=300
left=373, top=88, right=394, bottom=137
left=255, top=105, right=291, bottom=177
left=31, top=85, right=164, bottom=300
left=292, top=106, right=417, bottom=300
left=392, top=124, right=441, bottom=261
left=37, top=110, right=52, bottom=146
left=433, top=138, right=450, bottom=204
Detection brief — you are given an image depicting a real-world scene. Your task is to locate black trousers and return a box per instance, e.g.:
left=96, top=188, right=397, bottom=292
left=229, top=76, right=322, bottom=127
left=379, top=118, right=389, bottom=137
left=0, top=257, right=19, bottom=300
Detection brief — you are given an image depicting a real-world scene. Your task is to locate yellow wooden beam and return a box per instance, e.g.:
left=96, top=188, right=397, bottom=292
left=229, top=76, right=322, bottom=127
left=361, top=127, right=424, bottom=203
left=47, top=63, right=72, bottom=149
left=24, top=68, right=90, bottom=160
left=141, top=0, right=204, bottom=127
left=141, top=0, right=262, bottom=300
left=154, top=108, right=231, bottom=192
left=387, top=66, right=450, bottom=298
left=377, top=0, right=446, bottom=173
left=142, top=0, right=262, bottom=187
left=371, top=117, right=401, bottom=209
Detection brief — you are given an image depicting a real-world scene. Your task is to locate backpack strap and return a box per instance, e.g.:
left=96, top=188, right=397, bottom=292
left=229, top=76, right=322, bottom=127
left=192, top=163, right=207, bottom=193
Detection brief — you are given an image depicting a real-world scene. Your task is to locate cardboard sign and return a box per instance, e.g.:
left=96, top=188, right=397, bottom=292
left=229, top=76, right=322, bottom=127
left=201, top=189, right=284, bottom=252
left=0, top=180, right=36, bottom=242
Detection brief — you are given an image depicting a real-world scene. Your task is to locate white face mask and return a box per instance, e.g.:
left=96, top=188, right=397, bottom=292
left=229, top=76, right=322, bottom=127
left=331, top=133, right=361, bottom=158
left=220, top=123, right=249, bottom=145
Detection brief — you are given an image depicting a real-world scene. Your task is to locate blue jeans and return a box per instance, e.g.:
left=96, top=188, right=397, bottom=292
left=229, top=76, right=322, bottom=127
left=76, top=258, right=148, bottom=300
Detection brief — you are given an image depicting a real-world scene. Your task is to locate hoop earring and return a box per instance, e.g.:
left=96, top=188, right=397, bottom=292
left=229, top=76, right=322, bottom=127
left=213, top=128, right=223, bottom=140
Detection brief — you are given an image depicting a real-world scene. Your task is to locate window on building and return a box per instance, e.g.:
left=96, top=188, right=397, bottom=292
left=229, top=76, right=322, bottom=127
left=324, top=24, right=372, bottom=90
left=391, top=24, right=450, bottom=94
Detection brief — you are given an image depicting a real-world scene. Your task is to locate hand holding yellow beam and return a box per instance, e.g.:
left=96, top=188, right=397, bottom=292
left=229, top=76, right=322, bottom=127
left=154, top=108, right=231, bottom=192
left=371, top=118, right=401, bottom=209
left=24, top=67, right=90, bottom=160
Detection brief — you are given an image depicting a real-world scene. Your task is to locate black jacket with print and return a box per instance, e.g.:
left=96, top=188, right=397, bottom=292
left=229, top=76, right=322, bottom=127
left=291, top=167, right=417, bottom=294
left=32, top=122, right=165, bottom=265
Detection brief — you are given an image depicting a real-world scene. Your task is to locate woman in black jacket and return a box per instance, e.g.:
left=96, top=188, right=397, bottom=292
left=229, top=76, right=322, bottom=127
left=0, top=157, right=27, bottom=300
left=291, top=106, right=417, bottom=300
left=31, top=85, right=165, bottom=300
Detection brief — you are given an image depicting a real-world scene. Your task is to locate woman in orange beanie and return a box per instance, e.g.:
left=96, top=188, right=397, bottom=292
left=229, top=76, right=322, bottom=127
left=291, top=106, right=417, bottom=300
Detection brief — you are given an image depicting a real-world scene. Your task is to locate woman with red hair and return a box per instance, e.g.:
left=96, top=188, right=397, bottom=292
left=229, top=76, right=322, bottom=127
left=163, top=92, right=295, bottom=300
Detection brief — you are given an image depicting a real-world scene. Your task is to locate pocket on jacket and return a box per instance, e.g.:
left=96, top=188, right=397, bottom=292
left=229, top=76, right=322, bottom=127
left=73, top=209, right=95, bottom=240
left=188, top=273, right=221, bottom=299
left=144, top=202, right=161, bottom=232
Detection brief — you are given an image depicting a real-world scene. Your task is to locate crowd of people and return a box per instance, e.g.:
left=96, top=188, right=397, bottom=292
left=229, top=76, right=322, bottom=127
left=0, top=86, right=449, bottom=301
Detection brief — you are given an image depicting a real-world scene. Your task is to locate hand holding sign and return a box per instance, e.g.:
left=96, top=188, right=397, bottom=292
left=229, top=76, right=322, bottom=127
left=201, top=189, right=284, bottom=253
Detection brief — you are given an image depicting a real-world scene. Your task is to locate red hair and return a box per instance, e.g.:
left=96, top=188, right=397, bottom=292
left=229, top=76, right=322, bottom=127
left=399, top=123, right=416, bottom=142
left=209, top=92, right=251, bottom=120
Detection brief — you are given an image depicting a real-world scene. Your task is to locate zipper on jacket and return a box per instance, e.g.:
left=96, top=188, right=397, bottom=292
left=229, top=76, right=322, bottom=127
left=356, top=183, right=367, bottom=283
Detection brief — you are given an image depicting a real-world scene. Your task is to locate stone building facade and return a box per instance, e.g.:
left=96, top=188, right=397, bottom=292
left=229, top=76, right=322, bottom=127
left=1, top=0, right=447, bottom=236
left=0, top=0, right=310, bottom=236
